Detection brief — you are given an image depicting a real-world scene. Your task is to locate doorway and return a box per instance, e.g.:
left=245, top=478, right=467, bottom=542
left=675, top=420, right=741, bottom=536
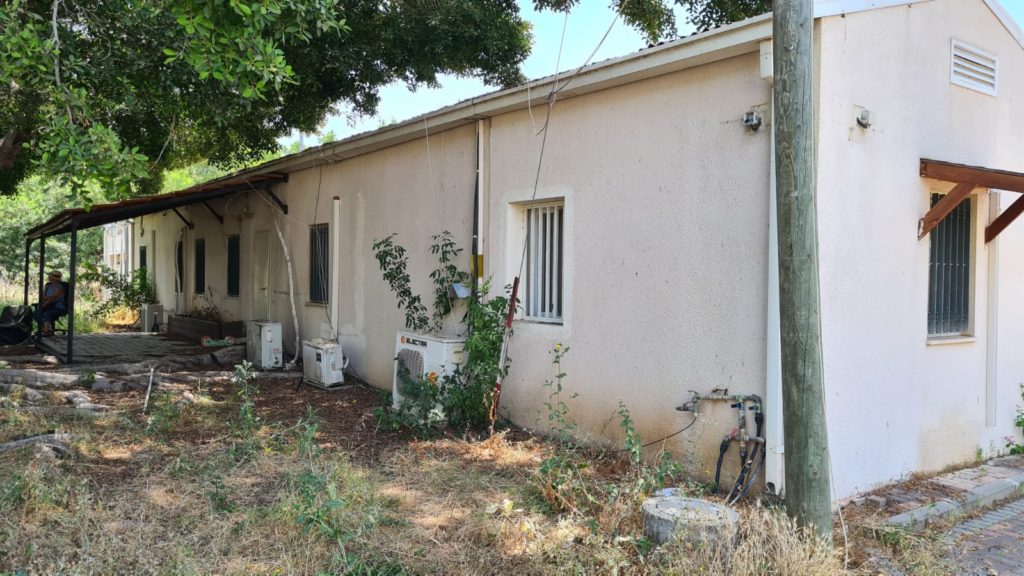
left=252, top=230, right=270, bottom=320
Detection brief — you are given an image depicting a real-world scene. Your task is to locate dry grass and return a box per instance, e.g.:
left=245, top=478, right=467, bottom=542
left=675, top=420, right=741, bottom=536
left=0, top=381, right=919, bottom=575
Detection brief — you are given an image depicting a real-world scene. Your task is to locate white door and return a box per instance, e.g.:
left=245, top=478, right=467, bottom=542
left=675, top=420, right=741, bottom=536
left=252, top=230, right=270, bottom=320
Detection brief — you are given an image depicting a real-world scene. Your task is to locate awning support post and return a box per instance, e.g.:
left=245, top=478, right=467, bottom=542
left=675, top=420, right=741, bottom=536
left=37, top=236, right=46, bottom=334
left=67, top=221, right=78, bottom=365
left=23, top=238, right=31, bottom=306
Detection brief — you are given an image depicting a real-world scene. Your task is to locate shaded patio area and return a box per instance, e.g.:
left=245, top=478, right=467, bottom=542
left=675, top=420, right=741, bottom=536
left=35, top=332, right=198, bottom=363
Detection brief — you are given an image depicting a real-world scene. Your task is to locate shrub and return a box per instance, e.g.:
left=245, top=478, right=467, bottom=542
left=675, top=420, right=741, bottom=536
left=80, top=263, right=157, bottom=319
left=372, top=233, right=515, bottom=435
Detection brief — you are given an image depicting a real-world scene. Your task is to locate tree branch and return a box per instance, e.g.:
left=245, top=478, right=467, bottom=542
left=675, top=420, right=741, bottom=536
left=50, top=0, right=73, bottom=122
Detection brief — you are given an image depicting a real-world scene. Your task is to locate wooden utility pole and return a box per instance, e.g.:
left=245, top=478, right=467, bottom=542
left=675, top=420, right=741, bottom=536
left=773, top=0, right=832, bottom=538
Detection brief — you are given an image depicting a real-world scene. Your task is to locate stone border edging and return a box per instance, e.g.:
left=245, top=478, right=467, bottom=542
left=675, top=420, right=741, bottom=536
left=887, top=473, right=1024, bottom=529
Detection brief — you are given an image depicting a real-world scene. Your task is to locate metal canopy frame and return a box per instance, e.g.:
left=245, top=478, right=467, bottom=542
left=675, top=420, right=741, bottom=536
left=23, top=173, right=287, bottom=364
left=919, top=159, right=1024, bottom=243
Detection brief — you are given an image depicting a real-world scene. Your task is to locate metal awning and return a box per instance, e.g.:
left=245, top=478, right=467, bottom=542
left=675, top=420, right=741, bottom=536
left=26, top=172, right=288, bottom=240
left=919, top=159, right=1024, bottom=243
left=23, top=171, right=288, bottom=364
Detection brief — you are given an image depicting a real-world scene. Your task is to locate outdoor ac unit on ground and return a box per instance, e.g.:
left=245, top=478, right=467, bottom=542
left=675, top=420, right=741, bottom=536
left=392, top=332, right=466, bottom=408
left=141, top=304, right=163, bottom=332
left=246, top=321, right=282, bottom=369
left=302, top=339, right=349, bottom=389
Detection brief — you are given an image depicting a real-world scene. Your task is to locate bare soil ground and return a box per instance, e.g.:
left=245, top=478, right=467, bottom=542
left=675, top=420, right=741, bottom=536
left=0, top=345, right=950, bottom=575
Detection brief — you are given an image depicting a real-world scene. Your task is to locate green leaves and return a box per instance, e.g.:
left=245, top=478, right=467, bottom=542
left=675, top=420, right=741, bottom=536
left=372, top=234, right=430, bottom=332
left=167, top=0, right=348, bottom=101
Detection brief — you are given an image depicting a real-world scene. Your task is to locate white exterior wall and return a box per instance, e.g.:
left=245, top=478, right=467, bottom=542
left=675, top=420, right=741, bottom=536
left=815, top=0, right=1024, bottom=497
left=488, top=52, right=772, bottom=474
left=101, top=221, right=132, bottom=276
left=119, top=0, right=1024, bottom=498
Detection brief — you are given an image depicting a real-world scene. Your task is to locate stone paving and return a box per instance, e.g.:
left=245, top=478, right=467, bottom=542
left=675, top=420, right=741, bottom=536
left=949, top=498, right=1024, bottom=575
left=35, top=332, right=196, bottom=362
left=877, top=456, right=1024, bottom=529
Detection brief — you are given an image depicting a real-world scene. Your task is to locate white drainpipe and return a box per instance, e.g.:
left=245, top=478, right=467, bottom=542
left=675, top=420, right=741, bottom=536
left=761, top=39, right=785, bottom=496
left=986, top=191, right=999, bottom=428
left=331, top=196, right=342, bottom=341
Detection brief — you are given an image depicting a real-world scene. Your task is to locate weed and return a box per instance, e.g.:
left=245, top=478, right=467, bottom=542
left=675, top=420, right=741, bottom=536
left=541, top=343, right=575, bottom=446
left=145, top=392, right=181, bottom=436
left=228, top=361, right=262, bottom=459
left=205, top=474, right=236, bottom=514
left=1003, top=384, right=1024, bottom=454
left=79, top=369, right=96, bottom=387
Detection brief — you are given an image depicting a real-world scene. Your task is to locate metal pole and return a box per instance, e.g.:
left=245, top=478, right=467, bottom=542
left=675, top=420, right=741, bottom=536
left=67, top=222, right=78, bottom=365
left=23, top=238, right=31, bottom=306
left=37, top=236, right=46, bottom=335
left=773, top=0, right=832, bottom=538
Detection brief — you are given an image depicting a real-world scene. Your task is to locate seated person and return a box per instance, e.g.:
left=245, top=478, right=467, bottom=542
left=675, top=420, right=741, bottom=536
left=35, top=270, right=66, bottom=336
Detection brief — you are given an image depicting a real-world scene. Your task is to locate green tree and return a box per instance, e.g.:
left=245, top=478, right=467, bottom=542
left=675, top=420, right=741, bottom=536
left=0, top=176, right=102, bottom=285
left=0, top=0, right=532, bottom=201
left=1, top=0, right=766, bottom=204
left=675, top=0, right=771, bottom=31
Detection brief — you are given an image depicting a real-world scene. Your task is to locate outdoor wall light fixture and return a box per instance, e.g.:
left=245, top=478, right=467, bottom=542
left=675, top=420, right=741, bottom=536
left=742, top=111, right=762, bottom=131
left=856, top=108, right=874, bottom=129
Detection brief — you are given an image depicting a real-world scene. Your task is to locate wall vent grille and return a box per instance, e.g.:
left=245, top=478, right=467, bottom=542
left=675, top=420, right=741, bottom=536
left=951, top=40, right=997, bottom=96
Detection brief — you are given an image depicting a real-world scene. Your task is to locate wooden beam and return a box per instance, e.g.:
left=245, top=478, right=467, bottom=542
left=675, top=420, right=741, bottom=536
left=259, top=186, right=288, bottom=215
left=921, top=159, right=1024, bottom=193
left=918, top=182, right=976, bottom=240
left=201, top=201, right=223, bottom=224
left=172, top=208, right=194, bottom=229
left=986, top=193, right=1024, bottom=243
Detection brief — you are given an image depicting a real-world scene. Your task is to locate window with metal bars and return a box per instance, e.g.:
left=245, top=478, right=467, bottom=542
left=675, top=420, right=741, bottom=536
left=194, top=238, right=206, bottom=294
left=927, top=193, right=973, bottom=336
left=175, top=240, right=184, bottom=294
left=309, top=224, right=329, bottom=304
left=525, top=202, right=564, bottom=322
left=226, top=235, right=240, bottom=297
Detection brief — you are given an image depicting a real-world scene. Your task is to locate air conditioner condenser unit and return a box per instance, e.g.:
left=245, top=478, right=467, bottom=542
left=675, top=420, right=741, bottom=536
left=246, top=321, right=283, bottom=369
left=392, top=332, right=466, bottom=409
left=303, top=339, right=349, bottom=389
left=141, top=304, right=163, bottom=332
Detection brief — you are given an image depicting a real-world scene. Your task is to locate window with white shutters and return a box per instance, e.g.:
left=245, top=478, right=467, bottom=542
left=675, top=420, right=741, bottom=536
left=525, top=202, right=564, bottom=323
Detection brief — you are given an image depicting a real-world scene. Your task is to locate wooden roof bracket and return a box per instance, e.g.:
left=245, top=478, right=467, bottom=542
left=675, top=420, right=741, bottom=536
left=918, top=181, right=976, bottom=240
left=259, top=186, right=288, bottom=215
left=920, top=158, right=1024, bottom=243
left=202, top=201, right=224, bottom=224
left=985, top=193, right=1024, bottom=243
left=172, top=208, right=194, bottom=229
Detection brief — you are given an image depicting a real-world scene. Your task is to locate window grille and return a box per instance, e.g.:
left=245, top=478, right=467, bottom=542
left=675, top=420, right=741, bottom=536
left=309, top=224, right=329, bottom=304
left=928, top=193, right=972, bottom=336
left=227, top=235, right=240, bottom=297
left=525, top=203, right=564, bottom=322
left=194, top=238, right=206, bottom=294
left=175, top=241, right=184, bottom=294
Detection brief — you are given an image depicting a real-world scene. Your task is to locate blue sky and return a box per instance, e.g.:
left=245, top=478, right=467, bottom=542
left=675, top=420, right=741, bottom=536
left=292, top=0, right=1024, bottom=146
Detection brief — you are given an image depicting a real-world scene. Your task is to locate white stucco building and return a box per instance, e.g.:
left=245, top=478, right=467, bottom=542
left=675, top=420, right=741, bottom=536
left=33, top=0, right=1024, bottom=500
left=101, top=221, right=132, bottom=277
